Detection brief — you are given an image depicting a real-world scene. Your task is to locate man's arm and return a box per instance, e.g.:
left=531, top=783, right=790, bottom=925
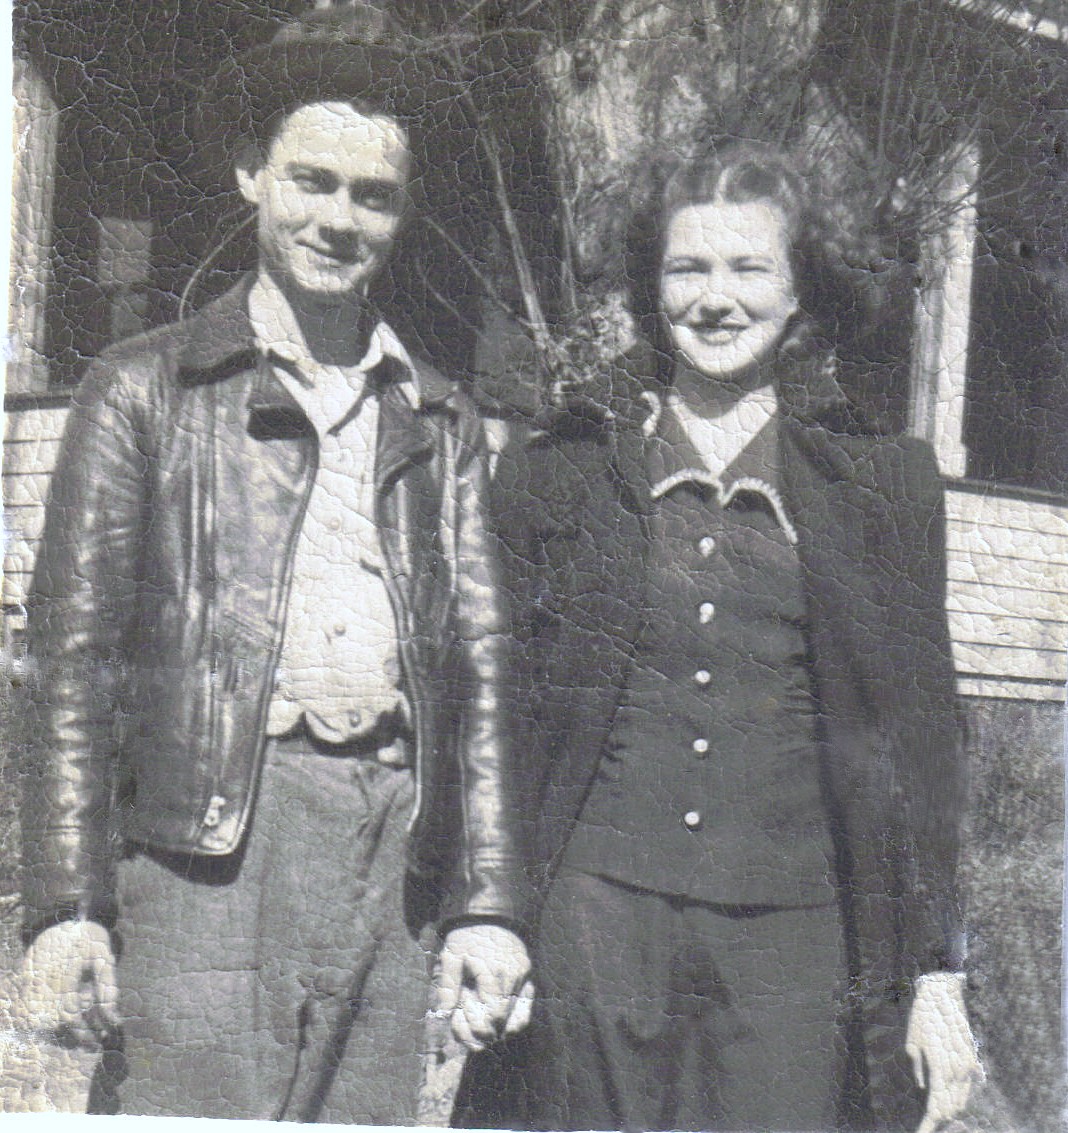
left=20, top=354, right=148, bottom=1039
left=435, top=411, right=534, bottom=1048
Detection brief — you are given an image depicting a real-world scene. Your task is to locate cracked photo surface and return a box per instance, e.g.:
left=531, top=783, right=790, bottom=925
left=1, top=2, right=1066, bottom=1130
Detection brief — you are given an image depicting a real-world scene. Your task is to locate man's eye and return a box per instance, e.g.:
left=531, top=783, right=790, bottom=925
left=355, top=193, right=395, bottom=212
left=293, top=173, right=333, bottom=192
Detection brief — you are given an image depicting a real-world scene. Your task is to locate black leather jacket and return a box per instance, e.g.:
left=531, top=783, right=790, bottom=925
left=22, top=280, right=531, bottom=939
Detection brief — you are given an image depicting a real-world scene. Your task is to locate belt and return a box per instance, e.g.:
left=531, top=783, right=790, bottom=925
left=272, top=715, right=413, bottom=768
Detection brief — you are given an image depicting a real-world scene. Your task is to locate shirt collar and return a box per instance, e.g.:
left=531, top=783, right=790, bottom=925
left=247, top=272, right=419, bottom=435
left=646, top=389, right=798, bottom=544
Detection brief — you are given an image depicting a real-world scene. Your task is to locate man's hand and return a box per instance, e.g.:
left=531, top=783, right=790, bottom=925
left=906, top=973, right=984, bottom=1133
left=19, top=920, right=119, bottom=1049
left=438, top=924, right=533, bottom=1052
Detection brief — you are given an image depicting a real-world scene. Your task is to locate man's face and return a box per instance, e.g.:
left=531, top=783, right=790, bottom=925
left=236, top=100, right=412, bottom=302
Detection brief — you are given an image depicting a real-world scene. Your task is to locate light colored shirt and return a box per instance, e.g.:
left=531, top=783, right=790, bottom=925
left=248, top=273, right=417, bottom=746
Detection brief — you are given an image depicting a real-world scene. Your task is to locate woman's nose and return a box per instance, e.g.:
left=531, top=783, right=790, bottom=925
left=692, top=271, right=735, bottom=310
left=694, top=290, right=733, bottom=320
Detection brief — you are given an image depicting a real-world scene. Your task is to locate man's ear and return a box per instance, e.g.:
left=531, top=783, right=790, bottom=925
left=233, top=143, right=262, bottom=206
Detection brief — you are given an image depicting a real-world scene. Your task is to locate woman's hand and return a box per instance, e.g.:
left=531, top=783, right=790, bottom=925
left=20, top=920, right=120, bottom=1049
left=906, top=973, right=984, bottom=1133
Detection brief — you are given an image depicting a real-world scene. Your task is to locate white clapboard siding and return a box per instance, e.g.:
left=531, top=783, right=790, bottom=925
left=947, top=552, right=1068, bottom=594
left=945, top=487, right=1068, bottom=701
left=2, top=404, right=69, bottom=613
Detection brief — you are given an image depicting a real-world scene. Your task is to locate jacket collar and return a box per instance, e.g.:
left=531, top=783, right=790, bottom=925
left=605, top=331, right=862, bottom=520
left=647, top=389, right=780, bottom=498
left=175, top=273, right=460, bottom=414
left=645, top=400, right=797, bottom=542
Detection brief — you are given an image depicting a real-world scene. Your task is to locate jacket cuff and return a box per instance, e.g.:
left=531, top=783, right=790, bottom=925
left=436, top=913, right=530, bottom=944
left=908, top=894, right=967, bottom=975
left=21, top=899, right=118, bottom=949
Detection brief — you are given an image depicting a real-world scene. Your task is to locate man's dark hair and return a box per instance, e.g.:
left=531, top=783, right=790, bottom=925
left=240, top=89, right=406, bottom=163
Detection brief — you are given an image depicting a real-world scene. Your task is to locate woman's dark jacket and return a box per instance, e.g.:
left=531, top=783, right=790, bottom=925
left=491, top=341, right=966, bottom=999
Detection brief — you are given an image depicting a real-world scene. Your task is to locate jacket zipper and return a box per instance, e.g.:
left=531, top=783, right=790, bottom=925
left=202, top=371, right=319, bottom=844
left=374, top=475, right=429, bottom=832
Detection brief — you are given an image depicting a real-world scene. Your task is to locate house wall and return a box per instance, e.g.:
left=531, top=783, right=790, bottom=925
left=949, top=485, right=1068, bottom=701
left=2, top=403, right=68, bottom=640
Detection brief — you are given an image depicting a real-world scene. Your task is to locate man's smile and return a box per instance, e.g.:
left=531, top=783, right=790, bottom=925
left=298, top=240, right=363, bottom=266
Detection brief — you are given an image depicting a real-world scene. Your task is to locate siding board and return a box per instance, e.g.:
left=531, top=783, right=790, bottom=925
left=946, top=488, right=1068, bottom=538
left=952, top=640, right=1065, bottom=683
left=946, top=523, right=1068, bottom=566
left=945, top=487, right=1068, bottom=700
left=948, top=610, right=1068, bottom=654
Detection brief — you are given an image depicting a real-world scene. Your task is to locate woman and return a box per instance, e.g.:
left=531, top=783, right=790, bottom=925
left=459, top=140, right=980, bottom=1132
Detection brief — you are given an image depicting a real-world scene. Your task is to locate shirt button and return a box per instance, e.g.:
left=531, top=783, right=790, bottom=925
left=698, top=602, right=715, bottom=624
left=683, top=810, right=702, bottom=830
left=697, top=536, right=716, bottom=557
left=694, top=669, right=711, bottom=687
left=328, top=517, right=342, bottom=532
left=692, top=738, right=709, bottom=756
left=203, top=795, right=226, bottom=829
left=333, top=624, right=347, bottom=637
left=348, top=709, right=363, bottom=729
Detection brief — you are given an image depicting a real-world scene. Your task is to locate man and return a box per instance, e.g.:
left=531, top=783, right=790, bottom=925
left=19, top=7, right=531, bottom=1121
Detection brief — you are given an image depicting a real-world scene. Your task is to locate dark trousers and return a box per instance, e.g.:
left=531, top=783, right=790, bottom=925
left=92, top=736, right=431, bottom=1122
left=460, top=868, right=845, bottom=1132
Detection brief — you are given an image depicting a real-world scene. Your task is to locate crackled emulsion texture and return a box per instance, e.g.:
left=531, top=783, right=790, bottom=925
left=2, top=2, right=1066, bottom=1129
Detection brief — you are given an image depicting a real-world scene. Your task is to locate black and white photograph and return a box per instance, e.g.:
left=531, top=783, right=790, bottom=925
left=0, top=1, right=1065, bottom=1130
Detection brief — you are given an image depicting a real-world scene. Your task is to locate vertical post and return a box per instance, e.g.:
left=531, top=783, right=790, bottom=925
left=1063, top=647, right=1068, bottom=1116
left=908, top=142, right=980, bottom=479
left=7, top=53, right=60, bottom=400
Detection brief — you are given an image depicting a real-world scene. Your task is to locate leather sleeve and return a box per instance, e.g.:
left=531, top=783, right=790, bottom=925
left=439, top=410, right=536, bottom=934
left=21, top=355, right=151, bottom=939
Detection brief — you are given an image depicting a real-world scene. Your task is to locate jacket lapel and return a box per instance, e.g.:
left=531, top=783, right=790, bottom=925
left=374, top=381, right=436, bottom=493
left=779, top=414, right=902, bottom=834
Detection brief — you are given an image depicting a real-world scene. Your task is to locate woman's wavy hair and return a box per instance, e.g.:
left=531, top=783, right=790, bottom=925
left=626, top=139, right=861, bottom=378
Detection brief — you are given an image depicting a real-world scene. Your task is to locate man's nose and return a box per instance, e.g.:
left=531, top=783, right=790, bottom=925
left=316, top=191, right=361, bottom=237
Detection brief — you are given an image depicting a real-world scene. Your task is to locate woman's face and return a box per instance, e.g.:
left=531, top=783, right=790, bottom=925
left=660, top=198, right=798, bottom=382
